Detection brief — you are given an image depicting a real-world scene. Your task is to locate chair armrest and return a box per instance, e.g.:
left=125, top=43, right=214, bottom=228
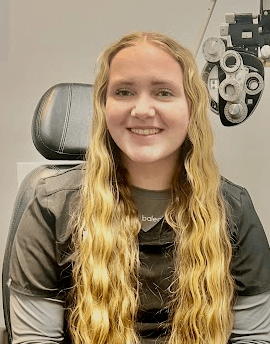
left=0, top=327, right=9, bottom=344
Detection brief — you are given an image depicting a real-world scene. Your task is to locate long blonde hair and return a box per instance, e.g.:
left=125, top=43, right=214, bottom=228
left=68, top=31, right=235, bottom=344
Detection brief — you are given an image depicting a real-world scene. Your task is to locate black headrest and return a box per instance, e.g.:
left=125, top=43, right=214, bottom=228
left=32, top=83, right=93, bottom=160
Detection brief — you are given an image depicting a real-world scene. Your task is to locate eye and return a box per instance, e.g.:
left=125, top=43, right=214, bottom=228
left=115, top=89, right=132, bottom=96
left=157, top=89, right=173, bottom=97
left=114, top=88, right=173, bottom=97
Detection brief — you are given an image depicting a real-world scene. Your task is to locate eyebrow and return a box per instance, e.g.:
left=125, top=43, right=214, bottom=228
left=110, top=78, right=178, bottom=87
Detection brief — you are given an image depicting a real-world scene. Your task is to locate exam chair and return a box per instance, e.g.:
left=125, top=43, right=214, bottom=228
left=1, top=82, right=93, bottom=343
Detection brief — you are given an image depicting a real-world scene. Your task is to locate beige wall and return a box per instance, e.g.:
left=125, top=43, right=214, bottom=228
left=0, top=0, right=269, bottom=328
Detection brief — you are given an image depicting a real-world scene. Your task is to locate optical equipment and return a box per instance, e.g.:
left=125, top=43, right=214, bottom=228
left=202, top=0, right=270, bottom=126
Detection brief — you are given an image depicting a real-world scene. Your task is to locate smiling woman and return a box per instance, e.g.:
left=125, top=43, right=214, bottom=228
left=105, top=43, right=190, bottom=190
left=8, top=30, right=270, bottom=344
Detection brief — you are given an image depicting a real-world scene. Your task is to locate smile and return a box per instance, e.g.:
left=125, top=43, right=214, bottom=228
left=129, top=128, right=162, bottom=135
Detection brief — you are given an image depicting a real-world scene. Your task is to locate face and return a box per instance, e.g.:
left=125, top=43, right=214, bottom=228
left=105, top=43, right=190, bottom=169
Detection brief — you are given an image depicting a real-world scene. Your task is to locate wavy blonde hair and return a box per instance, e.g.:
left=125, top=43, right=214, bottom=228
left=68, top=31, right=235, bottom=344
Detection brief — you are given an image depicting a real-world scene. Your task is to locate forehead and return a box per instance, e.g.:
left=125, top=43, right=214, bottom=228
left=108, top=43, right=183, bottom=83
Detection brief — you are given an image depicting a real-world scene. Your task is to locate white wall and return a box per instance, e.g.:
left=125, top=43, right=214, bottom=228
left=0, top=0, right=212, bottom=328
left=0, top=0, right=269, bottom=329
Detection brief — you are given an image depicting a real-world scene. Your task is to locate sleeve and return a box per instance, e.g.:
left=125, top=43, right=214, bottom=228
left=9, top=177, right=67, bottom=300
left=230, top=188, right=270, bottom=296
left=231, top=290, right=270, bottom=343
left=10, top=289, right=65, bottom=344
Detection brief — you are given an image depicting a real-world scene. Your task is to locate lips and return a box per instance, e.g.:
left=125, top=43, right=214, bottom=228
left=129, top=128, right=163, bottom=135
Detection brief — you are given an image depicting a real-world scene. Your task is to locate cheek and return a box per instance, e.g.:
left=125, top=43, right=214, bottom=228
left=105, top=102, right=116, bottom=127
left=106, top=101, right=127, bottom=128
left=105, top=105, right=123, bottom=138
left=167, top=105, right=190, bottom=128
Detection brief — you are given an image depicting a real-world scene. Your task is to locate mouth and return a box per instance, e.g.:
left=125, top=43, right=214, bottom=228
left=128, top=128, right=163, bottom=136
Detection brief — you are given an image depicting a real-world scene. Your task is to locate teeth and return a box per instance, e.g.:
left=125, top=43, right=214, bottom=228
left=130, top=128, right=161, bottom=135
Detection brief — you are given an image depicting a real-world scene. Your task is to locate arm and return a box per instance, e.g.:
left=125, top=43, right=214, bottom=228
left=10, top=289, right=65, bottom=344
left=8, top=174, right=77, bottom=343
left=231, top=290, right=270, bottom=344
left=10, top=288, right=270, bottom=344
left=223, top=183, right=270, bottom=343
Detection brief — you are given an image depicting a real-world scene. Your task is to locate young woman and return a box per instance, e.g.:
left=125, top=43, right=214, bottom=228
left=9, top=31, right=270, bottom=344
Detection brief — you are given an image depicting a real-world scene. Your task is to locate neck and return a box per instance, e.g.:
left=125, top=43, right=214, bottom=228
left=121, top=155, right=178, bottom=190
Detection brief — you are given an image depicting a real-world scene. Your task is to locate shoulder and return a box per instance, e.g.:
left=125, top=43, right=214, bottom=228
left=220, top=176, right=252, bottom=226
left=220, top=176, right=262, bottom=228
left=221, top=176, right=245, bottom=204
left=32, top=163, right=85, bottom=222
left=220, top=176, right=259, bottom=233
left=42, top=163, right=85, bottom=196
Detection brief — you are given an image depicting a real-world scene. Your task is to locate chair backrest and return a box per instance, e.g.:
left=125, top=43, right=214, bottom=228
left=2, top=82, right=93, bottom=343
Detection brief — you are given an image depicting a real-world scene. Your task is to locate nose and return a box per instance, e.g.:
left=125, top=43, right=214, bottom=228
left=131, top=94, right=155, bottom=118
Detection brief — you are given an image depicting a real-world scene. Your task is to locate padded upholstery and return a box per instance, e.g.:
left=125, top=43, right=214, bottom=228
left=32, top=83, right=92, bottom=160
left=2, top=83, right=93, bottom=343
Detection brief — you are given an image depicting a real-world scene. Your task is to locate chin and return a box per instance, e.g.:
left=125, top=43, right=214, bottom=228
left=124, top=153, right=165, bottom=165
left=132, top=158, right=158, bottom=164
